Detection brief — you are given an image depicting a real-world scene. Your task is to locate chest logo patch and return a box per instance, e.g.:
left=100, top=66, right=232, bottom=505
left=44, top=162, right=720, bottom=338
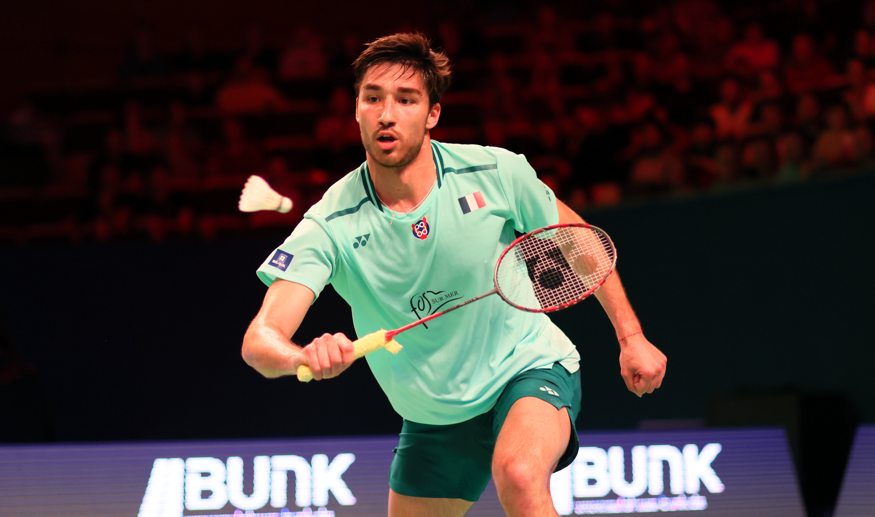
left=411, top=216, right=430, bottom=240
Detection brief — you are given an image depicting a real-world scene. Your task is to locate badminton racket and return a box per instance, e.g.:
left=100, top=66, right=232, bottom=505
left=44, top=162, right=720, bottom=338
left=297, top=222, right=617, bottom=381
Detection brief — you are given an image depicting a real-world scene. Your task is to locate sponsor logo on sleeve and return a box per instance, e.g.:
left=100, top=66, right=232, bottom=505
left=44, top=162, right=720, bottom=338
left=269, top=250, right=293, bottom=271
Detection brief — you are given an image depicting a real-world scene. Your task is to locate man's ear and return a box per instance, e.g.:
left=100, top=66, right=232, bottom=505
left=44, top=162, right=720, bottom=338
left=426, top=102, right=441, bottom=130
left=355, top=96, right=361, bottom=123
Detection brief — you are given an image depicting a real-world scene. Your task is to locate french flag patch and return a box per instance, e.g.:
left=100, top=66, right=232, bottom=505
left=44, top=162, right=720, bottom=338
left=458, top=191, right=486, bottom=214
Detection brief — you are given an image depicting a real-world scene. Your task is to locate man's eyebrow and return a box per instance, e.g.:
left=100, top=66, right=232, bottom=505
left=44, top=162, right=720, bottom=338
left=397, top=86, right=423, bottom=95
left=361, top=84, right=423, bottom=95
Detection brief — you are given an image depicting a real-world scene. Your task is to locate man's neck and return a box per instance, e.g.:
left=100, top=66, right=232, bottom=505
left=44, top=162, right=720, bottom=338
left=368, top=137, right=436, bottom=212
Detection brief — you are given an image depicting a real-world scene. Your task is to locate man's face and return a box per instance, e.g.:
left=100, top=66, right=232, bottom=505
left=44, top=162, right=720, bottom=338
left=355, top=63, right=441, bottom=170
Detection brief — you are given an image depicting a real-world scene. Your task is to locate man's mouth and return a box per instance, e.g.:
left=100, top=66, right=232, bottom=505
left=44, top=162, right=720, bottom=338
left=376, top=133, right=398, bottom=150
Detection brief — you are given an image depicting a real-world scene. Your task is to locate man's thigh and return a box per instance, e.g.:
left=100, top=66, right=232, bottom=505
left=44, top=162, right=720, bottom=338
left=389, top=489, right=474, bottom=517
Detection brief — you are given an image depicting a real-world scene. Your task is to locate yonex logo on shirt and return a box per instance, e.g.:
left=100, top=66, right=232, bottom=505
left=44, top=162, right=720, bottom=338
left=353, top=234, right=370, bottom=249
left=539, top=386, right=559, bottom=397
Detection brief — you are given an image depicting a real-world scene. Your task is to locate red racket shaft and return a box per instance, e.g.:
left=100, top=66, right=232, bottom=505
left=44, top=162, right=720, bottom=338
left=385, top=288, right=498, bottom=340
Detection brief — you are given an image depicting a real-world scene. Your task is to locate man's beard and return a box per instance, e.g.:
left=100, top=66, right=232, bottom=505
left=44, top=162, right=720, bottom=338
left=363, top=132, right=426, bottom=170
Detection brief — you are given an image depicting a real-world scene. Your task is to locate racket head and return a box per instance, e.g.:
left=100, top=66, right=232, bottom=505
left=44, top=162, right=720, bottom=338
left=493, top=223, right=617, bottom=313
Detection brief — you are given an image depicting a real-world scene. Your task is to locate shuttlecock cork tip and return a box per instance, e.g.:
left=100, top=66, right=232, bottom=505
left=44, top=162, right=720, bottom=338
left=238, top=175, right=293, bottom=213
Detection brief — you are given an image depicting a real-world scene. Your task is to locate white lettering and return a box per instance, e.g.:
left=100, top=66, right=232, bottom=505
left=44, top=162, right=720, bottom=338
left=138, top=458, right=185, bottom=517
left=270, top=455, right=312, bottom=508
left=573, top=447, right=611, bottom=498
left=227, top=455, right=271, bottom=510
left=549, top=442, right=724, bottom=513
left=185, top=457, right=228, bottom=510
left=683, top=444, right=724, bottom=494
left=609, top=445, right=648, bottom=498
left=647, top=445, right=684, bottom=495
left=311, top=453, right=357, bottom=506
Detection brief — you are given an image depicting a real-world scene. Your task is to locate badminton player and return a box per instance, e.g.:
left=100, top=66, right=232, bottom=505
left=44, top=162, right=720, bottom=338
left=242, top=32, right=666, bottom=517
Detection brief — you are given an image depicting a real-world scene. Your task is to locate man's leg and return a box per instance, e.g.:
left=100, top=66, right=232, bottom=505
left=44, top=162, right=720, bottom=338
left=492, top=397, right=571, bottom=517
left=388, top=489, right=474, bottom=517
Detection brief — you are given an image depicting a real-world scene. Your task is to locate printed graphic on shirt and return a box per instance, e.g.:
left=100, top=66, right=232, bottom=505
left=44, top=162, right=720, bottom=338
left=458, top=191, right=486, bottom=214
left=411, top=217, right=430, bottom=240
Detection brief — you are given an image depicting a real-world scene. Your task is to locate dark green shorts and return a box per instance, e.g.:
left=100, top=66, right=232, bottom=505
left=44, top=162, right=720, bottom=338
left=389, top=363, right=581, bottom=501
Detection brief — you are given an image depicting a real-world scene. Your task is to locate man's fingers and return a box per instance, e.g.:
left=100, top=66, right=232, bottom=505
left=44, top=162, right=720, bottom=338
left=304, top=345, right=321, bottom=380
left=336, top=333, right=356, bottom=366
left=622, top=370, right=638, bottom=395
left=326, top=340, right=344, bottom=377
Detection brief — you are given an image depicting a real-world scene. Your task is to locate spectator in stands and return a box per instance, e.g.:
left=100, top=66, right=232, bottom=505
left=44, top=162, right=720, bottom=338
left=740, top=137, right=777, bottom=180
left=163, top=101, right=203, bottom=179
left=649, top=30, right=691, bottom=90
left=278, top=27, right=329, bottom=81
left=684, top=120, right=719, bottom=188
left=1, top=102, right=58, bottom=186
left=119, top=28, right=165, bottom=79
left=752, top=70, right=785, bottom=104
left=626, top=122, right=685, bottom=196
left=526, top=50, right=564, bottom=118
left=776, top=131, right=811, bottom=182
left=850, top=29, right=875, bottom=69
left=528, top=121, right=572, bottom=192
left=204, top=118, right=265, bottom=177
left=842, top=59, right=875, bottom=122
left=123, top=100, right=158, bottom=156
left=525, top=5, right=574, bottom=55
left=315, top=87, right=361, bottom=151
left=710, top=77, right=754, bottom=141
left=811, top=103, right=864, bottom=170
left=725, top=23, right=780, bottom=77
left=711, top=142, right=741, bottom=189
left=182, top=71, right=214, bottom=108
left=216, top=57, right=290, bottom=115
left=794, top=92, right=823, bottom=145
left=783, top=33, right=835, bottom=93
left=241, top=24, right=277, bottom=72
left=748, top=102, right=785, bottom=138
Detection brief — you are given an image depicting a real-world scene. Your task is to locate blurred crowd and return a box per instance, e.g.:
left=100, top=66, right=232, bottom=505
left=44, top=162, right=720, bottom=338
left=2, top=0, right=875, bottom=243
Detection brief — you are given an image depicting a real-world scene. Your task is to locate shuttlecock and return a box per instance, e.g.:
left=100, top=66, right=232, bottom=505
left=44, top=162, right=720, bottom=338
left=238, top=175, right=293, bottom=213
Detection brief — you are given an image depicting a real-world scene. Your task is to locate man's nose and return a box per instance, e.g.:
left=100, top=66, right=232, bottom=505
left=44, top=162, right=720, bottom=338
left=378, top=98, right=396, bottom=125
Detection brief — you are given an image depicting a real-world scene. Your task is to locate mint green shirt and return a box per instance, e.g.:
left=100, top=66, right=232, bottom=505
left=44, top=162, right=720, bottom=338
left=257, top=141, right=580, bottom=425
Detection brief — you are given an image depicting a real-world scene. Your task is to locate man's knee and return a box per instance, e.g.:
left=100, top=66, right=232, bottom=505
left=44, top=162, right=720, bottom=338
left=492, top=453, right=547, bottom=495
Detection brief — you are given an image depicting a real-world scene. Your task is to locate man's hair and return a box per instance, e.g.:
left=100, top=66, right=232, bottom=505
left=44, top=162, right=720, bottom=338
left=352, top=32, right=452, bottom=106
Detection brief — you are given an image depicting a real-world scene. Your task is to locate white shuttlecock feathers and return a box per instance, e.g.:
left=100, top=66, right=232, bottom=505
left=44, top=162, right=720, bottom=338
left=238, top=175, right=293, bottom=213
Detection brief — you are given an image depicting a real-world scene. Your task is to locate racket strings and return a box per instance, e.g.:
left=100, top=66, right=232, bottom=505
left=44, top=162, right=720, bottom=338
left=495, top=226, right=616, bottom=311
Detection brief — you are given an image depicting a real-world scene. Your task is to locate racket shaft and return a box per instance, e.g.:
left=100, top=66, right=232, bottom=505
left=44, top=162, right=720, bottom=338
left=387, top=288, right=498, bottom=338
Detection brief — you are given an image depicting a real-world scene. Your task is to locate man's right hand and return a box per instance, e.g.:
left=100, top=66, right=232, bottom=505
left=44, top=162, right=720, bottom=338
left=299, top=332, right=356, bottom=380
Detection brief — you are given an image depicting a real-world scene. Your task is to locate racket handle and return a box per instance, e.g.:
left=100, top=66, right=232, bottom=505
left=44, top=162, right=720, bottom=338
left=296, top=329, right=404, bottom=382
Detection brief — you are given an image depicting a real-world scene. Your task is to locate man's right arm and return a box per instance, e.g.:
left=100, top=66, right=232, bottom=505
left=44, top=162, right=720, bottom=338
left=242, top=280, right=357, bottom=380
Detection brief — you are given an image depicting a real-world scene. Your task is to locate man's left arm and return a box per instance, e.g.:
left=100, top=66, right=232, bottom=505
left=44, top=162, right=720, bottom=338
left=557, top=200, right=667, bottom=397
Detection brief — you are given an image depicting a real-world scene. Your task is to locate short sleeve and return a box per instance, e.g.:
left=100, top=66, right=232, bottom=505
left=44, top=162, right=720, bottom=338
left=491, top=146, right=559, bottom=233
left=255, top=217, right=337, bottom=300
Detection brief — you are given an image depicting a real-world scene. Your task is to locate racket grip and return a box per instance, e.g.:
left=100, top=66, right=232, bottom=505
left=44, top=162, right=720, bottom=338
left=296, top=329, right=404, bottom=382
